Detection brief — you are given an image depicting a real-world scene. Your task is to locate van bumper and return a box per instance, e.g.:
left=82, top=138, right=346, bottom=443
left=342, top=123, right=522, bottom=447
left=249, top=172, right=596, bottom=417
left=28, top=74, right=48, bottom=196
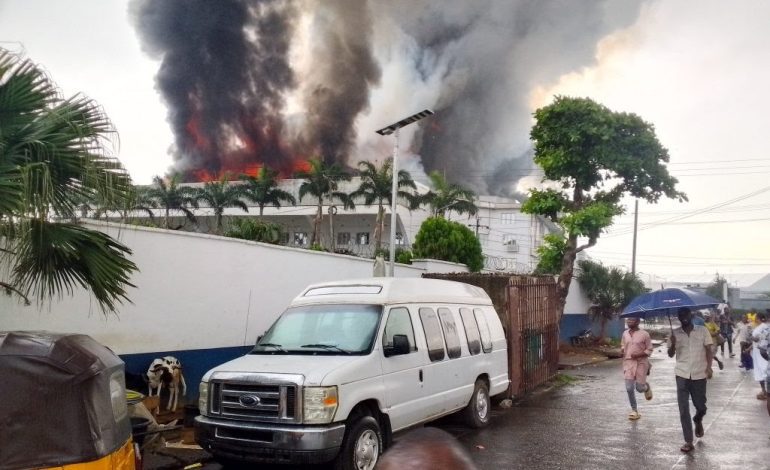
left=195, top=415, right=345, bottom=464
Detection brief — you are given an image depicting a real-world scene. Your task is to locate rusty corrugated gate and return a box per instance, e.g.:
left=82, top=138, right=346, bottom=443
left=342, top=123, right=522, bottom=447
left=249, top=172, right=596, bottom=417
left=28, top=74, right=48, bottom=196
left=422, top=273, right=559, bottom=398
left=506, top=276, right=559, bottom=397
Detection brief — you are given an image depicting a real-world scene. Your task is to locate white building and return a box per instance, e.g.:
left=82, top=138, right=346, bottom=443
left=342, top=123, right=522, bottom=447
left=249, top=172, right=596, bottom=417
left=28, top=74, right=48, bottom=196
left=132, top=177, right=557, bottom=273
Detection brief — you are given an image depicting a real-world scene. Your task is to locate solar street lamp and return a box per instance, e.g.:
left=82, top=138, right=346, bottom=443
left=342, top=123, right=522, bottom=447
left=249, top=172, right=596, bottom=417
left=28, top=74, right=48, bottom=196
left=376, top=109, right=434, bottom=276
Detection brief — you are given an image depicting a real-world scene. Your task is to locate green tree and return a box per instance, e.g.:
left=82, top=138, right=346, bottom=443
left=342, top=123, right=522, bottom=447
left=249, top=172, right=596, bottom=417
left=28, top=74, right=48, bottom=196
left=705, top=273, right=727, bottom=302
left=412, top=217, right=484, bottom=272
left=0, top=49, right=137, bottom=312
left=421, top=171, right=478, bottom=217
left=351, top=159, right=418, bottom=252
left=297, top=158, right=352, bottom=246
left=577, top=260, right=647, bottom=340
left=194, top=174, right=248, bottom=234
left=521, top=96, right=686, bottom=318
left=240, top=167, right=296, bottom=216
left=224, top=218, right=282, bottom=244
left=142, top=174, right=199, bottom=229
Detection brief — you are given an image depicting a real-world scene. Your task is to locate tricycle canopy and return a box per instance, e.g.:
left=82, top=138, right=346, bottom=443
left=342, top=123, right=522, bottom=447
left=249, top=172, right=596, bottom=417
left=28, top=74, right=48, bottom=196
left=0, top=331, right=132, bottom=470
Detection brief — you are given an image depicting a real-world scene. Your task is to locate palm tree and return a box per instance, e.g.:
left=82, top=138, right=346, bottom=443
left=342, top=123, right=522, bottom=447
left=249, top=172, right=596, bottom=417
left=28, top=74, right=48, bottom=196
left=143, top=174, right=199, bottom=229
left=350, top=159, right=418, bottom=252
left=194, top=174, right=249, bottom=234
left=576, top=260, right=647, bottom=340
left=421, top=171, right=478, bottom=218
left=297, top=158, right=352, bottom=246
left=0, top=48, right=137, bottom=312
left=240, top=167, right=297, bottom=216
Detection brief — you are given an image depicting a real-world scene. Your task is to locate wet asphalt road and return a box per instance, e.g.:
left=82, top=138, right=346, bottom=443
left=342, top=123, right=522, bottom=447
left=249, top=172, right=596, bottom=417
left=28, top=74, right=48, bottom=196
left=190, top=348, right=770, bottom=469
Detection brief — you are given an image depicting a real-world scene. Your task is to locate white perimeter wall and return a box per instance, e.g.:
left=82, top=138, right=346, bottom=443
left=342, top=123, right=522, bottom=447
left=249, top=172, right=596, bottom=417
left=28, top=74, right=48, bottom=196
left=0, top=221, right=467, bottom=355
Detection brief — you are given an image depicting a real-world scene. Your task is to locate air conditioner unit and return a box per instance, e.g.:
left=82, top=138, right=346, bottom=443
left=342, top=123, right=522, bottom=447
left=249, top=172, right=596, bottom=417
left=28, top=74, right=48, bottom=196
left=505, top=239, right=519, bottom=252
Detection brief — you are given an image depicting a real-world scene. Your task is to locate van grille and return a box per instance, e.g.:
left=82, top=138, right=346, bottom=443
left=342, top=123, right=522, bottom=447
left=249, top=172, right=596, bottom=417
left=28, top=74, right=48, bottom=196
left=208, top=375, right=301, bottom=423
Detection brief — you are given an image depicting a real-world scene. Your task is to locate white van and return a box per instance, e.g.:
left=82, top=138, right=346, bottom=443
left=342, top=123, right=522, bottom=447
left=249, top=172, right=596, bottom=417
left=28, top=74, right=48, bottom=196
left=195, top=278, right=509, bottom=469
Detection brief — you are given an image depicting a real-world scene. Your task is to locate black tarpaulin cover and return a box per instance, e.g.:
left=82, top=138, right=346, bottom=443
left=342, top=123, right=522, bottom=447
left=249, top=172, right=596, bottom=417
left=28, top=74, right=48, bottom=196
left=0, top=331, right=131, bottom=470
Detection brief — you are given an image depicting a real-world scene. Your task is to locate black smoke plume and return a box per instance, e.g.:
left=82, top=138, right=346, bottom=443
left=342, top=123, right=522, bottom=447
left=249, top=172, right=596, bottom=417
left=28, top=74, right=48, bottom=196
left=131, top=0, right=644, bottom=192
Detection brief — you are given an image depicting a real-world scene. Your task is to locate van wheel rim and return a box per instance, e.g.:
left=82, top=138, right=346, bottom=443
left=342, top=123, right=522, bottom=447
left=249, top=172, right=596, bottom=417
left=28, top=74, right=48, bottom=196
left=477, top=391, right=489, bottom=419
left=354, top=429, right=379, bottom=470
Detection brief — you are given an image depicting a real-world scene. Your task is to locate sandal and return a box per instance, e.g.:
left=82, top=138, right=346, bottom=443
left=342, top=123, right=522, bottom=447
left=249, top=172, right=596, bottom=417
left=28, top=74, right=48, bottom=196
left=680, top=443, right=694, bottom=453
left=628, top=410, right=641, bottom=420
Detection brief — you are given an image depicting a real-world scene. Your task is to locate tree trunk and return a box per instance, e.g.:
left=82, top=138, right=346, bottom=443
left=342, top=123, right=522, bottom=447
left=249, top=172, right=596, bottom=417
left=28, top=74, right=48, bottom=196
left=598, top=316, right=607, bottom=341
left=373, top=204, right=384, bottom=251
left=215, top=212, right=222, bottom=235
left=311, top=200, right=322, bottom=245
left=555, top=234, right=578, bottom=320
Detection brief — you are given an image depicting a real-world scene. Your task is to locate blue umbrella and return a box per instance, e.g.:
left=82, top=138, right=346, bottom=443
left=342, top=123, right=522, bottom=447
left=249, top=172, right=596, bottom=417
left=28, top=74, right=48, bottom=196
left=620, top=288, right=721, bottom=318
left=621, top=287, right=722, bottom=334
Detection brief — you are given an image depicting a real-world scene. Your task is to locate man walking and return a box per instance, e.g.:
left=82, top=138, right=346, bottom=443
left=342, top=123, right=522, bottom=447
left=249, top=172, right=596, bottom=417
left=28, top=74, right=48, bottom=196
left=718, top=311, right=735, bottom=357
left=621, top=317, right=653, bottom=420
left=735, top=314, right=753, bottom=370
left=668, top=307, right=713, bottom=453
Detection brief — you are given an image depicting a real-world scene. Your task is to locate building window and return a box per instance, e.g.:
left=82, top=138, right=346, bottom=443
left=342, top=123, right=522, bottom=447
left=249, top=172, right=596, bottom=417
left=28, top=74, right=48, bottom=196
left=501, top=212, right=515, bottom=224
left=503, top=234, right=516, bottom=245
left=281, top=232, right=290, bottom=245
left=337, top=232, right=351, bottom=245
left=293, top=232, right=308, bottom=246
left=395, top=232, right=404, bottom=245
left=356, top=232, right=370, bottom=245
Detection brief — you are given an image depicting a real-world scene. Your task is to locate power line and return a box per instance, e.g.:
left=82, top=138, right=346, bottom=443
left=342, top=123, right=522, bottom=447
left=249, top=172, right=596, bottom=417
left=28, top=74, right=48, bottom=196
left=604, top=185, right=770, bottom=237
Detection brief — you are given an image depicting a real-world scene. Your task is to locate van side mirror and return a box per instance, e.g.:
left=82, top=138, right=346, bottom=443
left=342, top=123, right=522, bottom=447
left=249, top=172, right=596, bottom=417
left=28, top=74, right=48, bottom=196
left=389, top=334, right=410, bottom=357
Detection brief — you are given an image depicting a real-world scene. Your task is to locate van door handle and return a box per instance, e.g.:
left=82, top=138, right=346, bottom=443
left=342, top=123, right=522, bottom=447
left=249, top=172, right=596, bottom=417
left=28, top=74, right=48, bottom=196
left=419, top=369, right=423, bottom=382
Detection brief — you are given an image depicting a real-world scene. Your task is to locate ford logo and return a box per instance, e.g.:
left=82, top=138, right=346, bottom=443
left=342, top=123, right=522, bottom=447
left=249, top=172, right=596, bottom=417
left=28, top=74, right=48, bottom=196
left=239, top=395, right=261, bottom=407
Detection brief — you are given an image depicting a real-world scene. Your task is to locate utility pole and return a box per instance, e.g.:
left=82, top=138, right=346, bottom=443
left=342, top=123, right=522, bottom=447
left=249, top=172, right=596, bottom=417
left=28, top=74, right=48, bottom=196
left=631, top=199, right=639, bottom=275
left=468, top=217, right=489, bottom=238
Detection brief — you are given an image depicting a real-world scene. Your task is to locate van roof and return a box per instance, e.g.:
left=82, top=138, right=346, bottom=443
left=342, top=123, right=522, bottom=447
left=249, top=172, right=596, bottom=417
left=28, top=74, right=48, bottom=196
left=290, top=277, right=493, bottom=307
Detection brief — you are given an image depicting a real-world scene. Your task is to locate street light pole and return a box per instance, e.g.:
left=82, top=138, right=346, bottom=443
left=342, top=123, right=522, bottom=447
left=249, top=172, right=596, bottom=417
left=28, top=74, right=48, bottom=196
left=376, top=109, right=434, bottom=277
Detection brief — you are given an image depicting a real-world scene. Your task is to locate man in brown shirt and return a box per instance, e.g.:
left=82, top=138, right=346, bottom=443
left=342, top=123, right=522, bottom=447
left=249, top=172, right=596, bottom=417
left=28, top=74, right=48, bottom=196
left=668, top=307, right=713, bottom=453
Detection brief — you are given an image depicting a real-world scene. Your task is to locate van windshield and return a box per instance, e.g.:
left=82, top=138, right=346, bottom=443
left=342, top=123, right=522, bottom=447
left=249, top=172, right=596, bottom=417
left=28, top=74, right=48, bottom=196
left=252, top=304, right=382, bottom=355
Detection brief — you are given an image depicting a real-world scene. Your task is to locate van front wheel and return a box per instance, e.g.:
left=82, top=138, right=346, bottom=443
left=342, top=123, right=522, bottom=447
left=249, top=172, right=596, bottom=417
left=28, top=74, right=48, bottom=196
left=463, top=380, right=490, bottom=428
left=334, top=414, right=382, bottom=470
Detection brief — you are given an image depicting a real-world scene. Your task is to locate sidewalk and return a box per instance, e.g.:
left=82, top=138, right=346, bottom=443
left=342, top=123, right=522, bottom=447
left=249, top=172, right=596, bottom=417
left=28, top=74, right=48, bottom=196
left=457, top=347, right=770, bottom=469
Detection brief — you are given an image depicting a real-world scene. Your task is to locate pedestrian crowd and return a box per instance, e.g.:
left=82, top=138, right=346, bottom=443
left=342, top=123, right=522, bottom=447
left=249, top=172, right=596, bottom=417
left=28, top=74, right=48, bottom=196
left=621, top=305, right=770, bottom=454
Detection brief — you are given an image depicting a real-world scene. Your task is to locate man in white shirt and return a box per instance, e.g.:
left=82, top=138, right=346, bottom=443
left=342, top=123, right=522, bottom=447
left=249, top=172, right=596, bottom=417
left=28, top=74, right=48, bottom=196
left=668, top=307, right=713, bottom=453
left=734, top=314, right=753, bottom=369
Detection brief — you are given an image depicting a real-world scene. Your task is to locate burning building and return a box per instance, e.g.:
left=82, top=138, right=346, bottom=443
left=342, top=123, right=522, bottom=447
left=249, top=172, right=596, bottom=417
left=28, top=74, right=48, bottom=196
left=131, top=0, right=644, bottom=195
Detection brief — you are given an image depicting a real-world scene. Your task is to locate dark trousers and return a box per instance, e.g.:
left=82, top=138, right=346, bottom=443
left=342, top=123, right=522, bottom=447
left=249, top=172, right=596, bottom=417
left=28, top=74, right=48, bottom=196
left=676, top=376, right=707, bottom=444
left=719, top=334, right=733, bottom=355
left=740, top=341, right=753, bottom=369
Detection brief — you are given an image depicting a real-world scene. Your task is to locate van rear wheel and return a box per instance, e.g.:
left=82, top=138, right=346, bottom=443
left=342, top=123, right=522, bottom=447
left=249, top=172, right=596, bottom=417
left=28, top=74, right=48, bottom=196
left=334, top=414, right=382, bottom=470
left=463, top=380, right=490, bottom=428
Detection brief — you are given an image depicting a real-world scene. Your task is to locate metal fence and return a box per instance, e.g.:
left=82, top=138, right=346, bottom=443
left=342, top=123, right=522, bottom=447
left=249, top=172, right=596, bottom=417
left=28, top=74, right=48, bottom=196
left=507, top=276, right=559, bottom=397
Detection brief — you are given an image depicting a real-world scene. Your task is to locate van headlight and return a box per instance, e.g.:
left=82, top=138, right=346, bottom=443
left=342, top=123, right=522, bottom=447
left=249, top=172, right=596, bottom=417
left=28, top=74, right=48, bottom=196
left=199, top=382, right=209, bottom=415
left=303, top=386, right=338, bottom=424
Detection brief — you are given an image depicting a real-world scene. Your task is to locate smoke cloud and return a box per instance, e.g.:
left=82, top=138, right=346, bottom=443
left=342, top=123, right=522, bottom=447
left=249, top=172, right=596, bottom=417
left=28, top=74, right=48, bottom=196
left=130, top=0, right=644, bottom=193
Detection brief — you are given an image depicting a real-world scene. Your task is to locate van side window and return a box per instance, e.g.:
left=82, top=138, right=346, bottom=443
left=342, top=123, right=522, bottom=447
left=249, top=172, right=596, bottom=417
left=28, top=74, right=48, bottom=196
left=437, top=308, right=461, bottom=359
left=382, top=307, right=416, bottom=353
left=475, top=308, right=493, bottom=353
left=460, top=308, right=481, bottom=355
left=419, top=308, right=446, bottom=362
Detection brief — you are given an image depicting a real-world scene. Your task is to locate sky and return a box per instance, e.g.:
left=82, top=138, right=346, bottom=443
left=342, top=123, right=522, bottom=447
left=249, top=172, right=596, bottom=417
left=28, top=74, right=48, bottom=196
left=1, top=0, right=769, bottom=283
